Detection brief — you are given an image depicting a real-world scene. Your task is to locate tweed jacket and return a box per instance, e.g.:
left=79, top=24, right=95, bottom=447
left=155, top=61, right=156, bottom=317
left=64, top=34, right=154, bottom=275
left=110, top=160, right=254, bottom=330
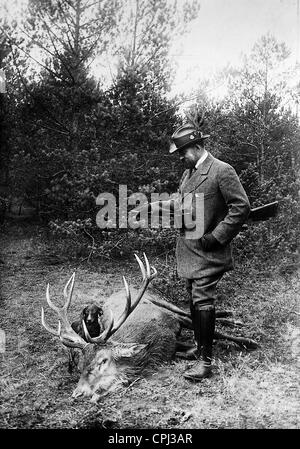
left=176, top=152, right=250, bottom=279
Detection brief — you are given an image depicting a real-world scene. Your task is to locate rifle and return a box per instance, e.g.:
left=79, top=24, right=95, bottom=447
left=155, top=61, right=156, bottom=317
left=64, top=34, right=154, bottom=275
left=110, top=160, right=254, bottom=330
left=137, top=199, right=279, bottom=224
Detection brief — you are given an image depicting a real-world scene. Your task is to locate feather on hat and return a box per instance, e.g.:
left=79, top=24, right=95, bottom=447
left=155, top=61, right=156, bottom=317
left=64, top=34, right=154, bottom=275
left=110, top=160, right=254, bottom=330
left=169, top=107, right=210, bottom=153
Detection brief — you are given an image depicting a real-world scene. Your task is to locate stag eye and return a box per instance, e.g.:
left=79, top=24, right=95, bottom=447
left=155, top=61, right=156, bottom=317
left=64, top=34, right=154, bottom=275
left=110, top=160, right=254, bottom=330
left=102, top=358, right=108, bottom=364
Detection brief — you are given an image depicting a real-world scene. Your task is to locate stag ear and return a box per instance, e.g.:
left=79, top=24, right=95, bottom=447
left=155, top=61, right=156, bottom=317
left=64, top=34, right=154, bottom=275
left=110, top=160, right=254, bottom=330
left=115, top=343, right=148, bottom=358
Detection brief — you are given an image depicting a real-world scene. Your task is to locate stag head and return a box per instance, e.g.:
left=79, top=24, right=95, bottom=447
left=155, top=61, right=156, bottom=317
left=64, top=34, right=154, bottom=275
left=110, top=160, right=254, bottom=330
left=41, top=254, right=157, bottom=402
left=73, top=341, right=149, bottom=401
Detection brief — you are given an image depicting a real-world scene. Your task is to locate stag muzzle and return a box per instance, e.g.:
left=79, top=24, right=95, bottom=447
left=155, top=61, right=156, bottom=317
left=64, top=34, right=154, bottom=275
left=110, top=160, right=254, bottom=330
left=72, top=382, right=95, bottom=399
left=72, top=383, right=109, bottom=403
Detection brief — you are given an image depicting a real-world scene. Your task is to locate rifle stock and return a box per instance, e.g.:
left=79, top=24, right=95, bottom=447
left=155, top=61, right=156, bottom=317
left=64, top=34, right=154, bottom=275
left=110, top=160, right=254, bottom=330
left=248, top=201, right=279, bottom=222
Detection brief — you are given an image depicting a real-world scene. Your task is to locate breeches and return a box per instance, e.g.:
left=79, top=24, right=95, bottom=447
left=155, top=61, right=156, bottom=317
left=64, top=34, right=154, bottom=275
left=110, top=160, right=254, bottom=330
left=185, top=273, right=223, bottom=307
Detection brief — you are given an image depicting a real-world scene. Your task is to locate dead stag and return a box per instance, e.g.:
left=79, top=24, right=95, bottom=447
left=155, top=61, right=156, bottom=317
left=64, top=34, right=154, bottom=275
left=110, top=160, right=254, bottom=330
left=41, top=254, right=258, bottom=402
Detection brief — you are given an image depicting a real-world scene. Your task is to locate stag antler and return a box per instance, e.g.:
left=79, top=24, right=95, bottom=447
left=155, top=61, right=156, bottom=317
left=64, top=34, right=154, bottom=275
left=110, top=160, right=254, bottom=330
left=41, top=273, right=88, bottom=349
left=82, top=253, right=157, bottom=344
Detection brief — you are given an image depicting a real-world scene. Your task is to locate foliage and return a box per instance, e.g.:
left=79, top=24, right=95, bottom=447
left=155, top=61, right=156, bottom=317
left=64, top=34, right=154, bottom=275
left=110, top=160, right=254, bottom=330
left=1, top=0, right=196, bottom=218
left=0, top=5, right=298, bottom=273
left=113, top=0, right=200, bottom=78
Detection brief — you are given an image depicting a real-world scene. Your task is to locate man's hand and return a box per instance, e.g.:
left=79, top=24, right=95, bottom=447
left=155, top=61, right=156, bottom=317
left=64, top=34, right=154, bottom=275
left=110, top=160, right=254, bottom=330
left=200, top=233, right=222, bottom=251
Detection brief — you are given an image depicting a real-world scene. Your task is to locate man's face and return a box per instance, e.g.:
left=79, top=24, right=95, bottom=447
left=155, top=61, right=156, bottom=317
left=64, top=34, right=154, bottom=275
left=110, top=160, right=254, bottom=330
left=178, top=145, right=199, bottom=169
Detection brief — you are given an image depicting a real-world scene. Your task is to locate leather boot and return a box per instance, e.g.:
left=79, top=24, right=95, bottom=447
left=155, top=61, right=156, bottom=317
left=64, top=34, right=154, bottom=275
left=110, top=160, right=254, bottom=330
left=184, top=300, right=199, bottom=358
left=175, top=299, right=198, bottom=360
left=183, top=304, right=215, bottom=381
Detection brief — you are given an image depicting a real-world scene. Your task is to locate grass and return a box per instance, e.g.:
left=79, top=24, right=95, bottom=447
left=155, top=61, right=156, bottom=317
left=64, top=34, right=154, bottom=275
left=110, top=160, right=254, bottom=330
left=0, top=222, right=299, bottom=429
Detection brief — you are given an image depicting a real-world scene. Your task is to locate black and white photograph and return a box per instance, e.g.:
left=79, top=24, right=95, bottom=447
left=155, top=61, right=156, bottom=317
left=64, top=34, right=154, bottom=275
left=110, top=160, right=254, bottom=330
left=0, top=0, right=299, bottom=434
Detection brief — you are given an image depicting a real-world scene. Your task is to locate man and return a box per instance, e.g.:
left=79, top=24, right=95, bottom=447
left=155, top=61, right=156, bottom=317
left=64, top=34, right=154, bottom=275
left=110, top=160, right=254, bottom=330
left=169, top=121, right=250, bottom=381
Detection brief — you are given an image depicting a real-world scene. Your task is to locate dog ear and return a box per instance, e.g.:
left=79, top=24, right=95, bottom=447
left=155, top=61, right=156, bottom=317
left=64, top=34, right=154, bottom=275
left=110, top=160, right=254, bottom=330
left=97, top=307, right=103, bottom=317
left=80, top=306, right=88, bottom=320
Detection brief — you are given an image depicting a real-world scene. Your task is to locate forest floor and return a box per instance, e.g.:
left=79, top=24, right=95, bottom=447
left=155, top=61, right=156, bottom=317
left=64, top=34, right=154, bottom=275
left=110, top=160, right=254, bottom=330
left=0, top=223, right=299, bottom=429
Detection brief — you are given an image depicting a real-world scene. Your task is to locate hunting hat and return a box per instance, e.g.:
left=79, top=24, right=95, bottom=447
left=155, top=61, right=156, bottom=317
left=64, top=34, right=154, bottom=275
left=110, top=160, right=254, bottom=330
left=169, top=123, right=210, bottom=154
